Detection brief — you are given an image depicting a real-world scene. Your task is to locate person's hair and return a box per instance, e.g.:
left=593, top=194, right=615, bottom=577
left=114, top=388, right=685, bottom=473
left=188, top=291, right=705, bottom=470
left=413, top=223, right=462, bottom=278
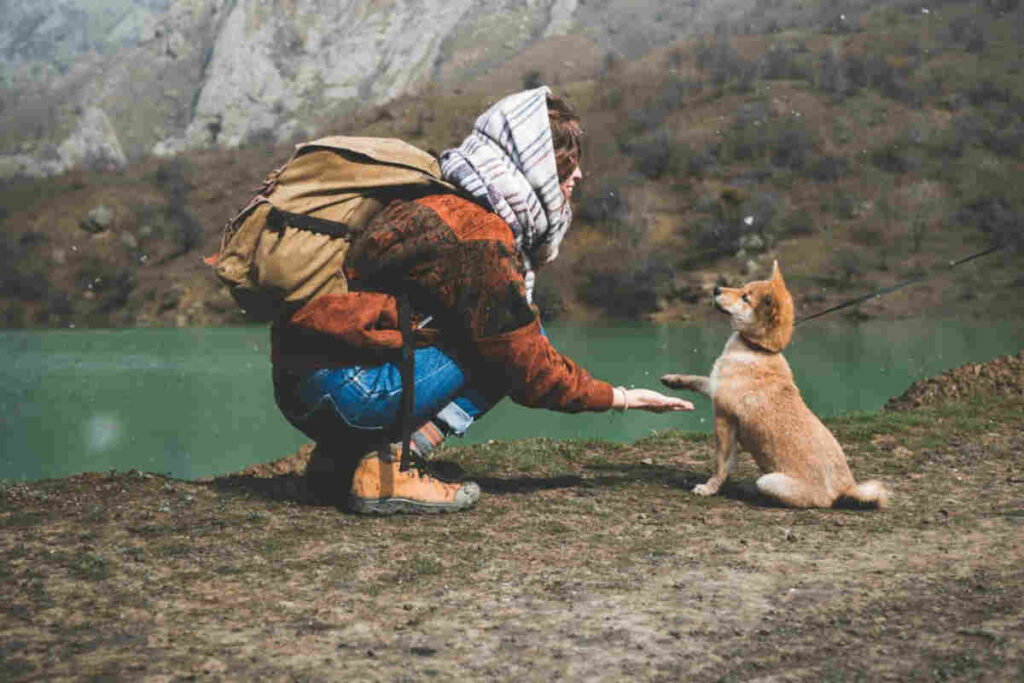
left=548, top=95, right=583, bottom=183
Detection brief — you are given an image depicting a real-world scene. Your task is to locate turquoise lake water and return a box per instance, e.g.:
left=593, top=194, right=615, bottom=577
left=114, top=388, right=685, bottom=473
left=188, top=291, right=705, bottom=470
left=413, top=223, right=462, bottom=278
left=1, top=320, right=1021, bottom=481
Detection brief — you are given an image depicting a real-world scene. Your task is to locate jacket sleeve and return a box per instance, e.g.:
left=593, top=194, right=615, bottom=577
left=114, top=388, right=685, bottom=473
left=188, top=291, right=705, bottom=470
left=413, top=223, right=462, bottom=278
left=345, top=195, right=615, bottom=413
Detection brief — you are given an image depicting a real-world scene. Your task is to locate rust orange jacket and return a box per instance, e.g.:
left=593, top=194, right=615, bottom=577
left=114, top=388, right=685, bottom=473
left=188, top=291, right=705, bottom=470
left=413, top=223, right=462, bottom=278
left=271, top=193, right=614, bottom=413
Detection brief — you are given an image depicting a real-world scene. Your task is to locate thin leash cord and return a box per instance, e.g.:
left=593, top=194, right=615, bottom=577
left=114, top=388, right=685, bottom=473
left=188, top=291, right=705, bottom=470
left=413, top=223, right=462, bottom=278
left=794, top=244, right=1005, bottom=326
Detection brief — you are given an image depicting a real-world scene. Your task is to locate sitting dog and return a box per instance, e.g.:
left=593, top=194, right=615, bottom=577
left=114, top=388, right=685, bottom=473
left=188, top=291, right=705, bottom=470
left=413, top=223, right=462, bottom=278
left=661, top=262, right=889, bottom=508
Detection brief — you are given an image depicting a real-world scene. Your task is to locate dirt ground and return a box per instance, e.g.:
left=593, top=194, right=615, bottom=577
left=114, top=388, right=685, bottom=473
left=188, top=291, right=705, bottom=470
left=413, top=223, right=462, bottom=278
left=2, top=352, right=1023, bottom=681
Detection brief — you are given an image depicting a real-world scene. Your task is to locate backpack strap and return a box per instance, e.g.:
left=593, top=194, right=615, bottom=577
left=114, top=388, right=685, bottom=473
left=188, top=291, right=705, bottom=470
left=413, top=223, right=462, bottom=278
left=397, top=292, right=416, bottom=472
left=265, top=205, right=353, bottom=238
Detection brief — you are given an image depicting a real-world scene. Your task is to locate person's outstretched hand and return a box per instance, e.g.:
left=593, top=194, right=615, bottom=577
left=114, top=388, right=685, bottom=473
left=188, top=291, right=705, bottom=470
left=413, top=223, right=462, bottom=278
left=614, top=387, right=694, bottom=413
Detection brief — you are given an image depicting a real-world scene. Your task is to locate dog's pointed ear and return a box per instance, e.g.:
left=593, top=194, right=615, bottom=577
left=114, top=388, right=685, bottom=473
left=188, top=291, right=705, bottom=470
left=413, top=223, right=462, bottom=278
left=771, top=260, right=784, bottom=284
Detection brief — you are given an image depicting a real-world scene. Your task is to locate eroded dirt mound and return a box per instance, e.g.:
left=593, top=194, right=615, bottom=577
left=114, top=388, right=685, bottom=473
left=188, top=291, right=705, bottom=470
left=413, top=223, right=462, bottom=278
left=885, top=349, right=1024, bottom=411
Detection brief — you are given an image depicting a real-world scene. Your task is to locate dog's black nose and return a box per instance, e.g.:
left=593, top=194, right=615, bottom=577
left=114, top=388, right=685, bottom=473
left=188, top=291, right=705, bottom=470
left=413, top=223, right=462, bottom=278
left=713, top=286, right=721, bottom=297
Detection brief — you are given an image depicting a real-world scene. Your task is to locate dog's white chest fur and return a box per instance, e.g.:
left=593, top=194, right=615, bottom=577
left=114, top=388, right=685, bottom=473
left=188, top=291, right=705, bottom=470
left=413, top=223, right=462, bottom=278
left=709, top=332, right=765, bottom=398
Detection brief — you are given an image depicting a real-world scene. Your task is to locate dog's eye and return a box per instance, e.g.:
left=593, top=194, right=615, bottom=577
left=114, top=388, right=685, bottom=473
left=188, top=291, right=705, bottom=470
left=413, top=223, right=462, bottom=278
left=741, top=293, right=751, bottom=303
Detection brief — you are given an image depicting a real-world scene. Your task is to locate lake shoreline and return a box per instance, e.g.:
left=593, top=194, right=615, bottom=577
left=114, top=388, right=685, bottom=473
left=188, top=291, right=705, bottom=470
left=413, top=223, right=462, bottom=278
left=4, top=321, right=1024, bottom=482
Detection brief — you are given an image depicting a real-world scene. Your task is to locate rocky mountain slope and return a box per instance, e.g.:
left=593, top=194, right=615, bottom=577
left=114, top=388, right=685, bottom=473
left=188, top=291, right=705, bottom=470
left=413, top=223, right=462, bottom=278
left=0, top=0, right=766, bottom=180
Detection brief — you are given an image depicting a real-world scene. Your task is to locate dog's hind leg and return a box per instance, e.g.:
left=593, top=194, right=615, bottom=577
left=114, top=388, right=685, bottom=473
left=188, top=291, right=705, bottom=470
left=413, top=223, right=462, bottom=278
left=755, top=472, right=833, bottom=508
left=693, top=413, right=738, bottom=496
left=661, top=374, right=712, bottom=398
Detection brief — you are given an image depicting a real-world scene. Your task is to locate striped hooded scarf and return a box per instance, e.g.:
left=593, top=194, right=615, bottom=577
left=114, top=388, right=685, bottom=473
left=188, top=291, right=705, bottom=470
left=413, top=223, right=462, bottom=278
left=439, top=86, right=572, bottom=302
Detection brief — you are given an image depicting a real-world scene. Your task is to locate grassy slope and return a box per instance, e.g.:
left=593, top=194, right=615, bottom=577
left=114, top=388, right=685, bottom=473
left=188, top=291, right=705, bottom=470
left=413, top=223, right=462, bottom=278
left=0, top=0, right=1022, bottom=328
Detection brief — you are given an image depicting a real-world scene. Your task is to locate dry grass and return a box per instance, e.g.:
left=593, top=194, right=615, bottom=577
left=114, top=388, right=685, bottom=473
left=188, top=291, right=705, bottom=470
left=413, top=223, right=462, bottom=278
left=2, top=374, right=1023, bottom=679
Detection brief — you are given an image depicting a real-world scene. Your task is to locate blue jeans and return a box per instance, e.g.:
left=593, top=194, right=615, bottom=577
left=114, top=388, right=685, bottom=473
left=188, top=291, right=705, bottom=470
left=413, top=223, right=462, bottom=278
left=273, top=346, right=501, bottom=446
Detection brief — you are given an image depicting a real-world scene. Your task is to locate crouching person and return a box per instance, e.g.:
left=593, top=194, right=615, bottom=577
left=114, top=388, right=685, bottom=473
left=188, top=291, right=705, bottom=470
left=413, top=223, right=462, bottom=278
left=270, top=87, right=692, bottom=515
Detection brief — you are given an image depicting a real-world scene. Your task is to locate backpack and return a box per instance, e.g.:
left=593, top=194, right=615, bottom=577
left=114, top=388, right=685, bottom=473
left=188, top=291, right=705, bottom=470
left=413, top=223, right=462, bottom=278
left=208, top=136, right=455, bottom=322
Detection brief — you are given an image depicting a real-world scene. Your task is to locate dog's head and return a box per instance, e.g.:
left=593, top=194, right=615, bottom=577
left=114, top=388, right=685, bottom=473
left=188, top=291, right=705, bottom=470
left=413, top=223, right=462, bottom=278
left=713, top=261, right=794, bottom=352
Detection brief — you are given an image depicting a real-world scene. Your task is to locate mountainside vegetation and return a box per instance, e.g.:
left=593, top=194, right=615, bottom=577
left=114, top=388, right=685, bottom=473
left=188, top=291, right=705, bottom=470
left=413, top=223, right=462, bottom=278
left=1, top=0, right=1022, bottom=329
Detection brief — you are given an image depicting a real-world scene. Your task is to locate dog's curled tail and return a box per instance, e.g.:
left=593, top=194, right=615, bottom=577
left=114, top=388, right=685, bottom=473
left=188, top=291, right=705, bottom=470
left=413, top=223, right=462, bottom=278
left=838, top=480, right=890, bottom=509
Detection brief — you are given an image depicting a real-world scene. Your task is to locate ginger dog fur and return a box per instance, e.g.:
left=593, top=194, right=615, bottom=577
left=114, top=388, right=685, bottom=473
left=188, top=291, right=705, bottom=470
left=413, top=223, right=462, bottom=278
left=661, top=261, right=889, bottom=508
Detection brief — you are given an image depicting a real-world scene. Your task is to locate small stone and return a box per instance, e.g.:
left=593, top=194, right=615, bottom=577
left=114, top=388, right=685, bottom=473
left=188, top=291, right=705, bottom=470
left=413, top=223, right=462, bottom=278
left=81, top=205, right=114, bottom=233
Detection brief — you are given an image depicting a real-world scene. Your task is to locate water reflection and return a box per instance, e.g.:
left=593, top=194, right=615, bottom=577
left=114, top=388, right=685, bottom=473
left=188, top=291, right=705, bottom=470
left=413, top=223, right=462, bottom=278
left=1, top=320, right=1020, bottom=481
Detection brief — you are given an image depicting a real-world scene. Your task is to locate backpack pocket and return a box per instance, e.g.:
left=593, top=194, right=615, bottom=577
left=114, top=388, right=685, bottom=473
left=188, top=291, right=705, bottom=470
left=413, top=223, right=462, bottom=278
left=214, top=202, right=350, bottom=320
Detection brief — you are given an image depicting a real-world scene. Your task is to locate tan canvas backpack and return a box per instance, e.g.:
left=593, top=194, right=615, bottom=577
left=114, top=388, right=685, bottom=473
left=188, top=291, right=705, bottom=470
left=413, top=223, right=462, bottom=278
left=209, top=136, right=455, bottom=321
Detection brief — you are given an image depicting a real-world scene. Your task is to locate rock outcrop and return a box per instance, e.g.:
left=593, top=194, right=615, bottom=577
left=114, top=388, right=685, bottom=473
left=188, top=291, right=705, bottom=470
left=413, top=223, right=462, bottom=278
left=0, top=0, right=755, bottom=179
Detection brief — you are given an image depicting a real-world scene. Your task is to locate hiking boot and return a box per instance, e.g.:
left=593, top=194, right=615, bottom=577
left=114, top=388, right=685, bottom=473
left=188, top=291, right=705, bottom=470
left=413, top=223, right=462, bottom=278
left=348, top=445, right=480, bottom=515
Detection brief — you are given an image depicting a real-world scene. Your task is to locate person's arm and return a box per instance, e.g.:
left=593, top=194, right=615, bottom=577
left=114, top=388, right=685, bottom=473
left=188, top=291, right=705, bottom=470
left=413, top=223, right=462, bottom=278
left=347, top=195, right=691, bottom=413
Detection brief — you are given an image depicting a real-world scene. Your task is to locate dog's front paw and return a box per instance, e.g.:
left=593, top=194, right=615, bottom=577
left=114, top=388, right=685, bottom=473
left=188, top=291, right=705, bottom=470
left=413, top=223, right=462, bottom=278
left=692, top=483, right=718, bottom=496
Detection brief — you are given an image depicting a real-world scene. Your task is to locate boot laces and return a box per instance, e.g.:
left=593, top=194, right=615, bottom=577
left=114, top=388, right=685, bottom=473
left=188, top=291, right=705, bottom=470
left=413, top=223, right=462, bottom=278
left=401, top=451, right=436, bottom=481
left=399, top=449, right=463, bottom=483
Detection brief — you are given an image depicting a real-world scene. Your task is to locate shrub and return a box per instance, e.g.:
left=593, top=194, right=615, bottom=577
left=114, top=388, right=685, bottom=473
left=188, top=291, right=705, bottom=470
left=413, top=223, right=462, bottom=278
left=948, top=16, right=987, bottom=54
left=963, top=80, right=1011, bottom=106
left=575, top=245, right=674, bottom=319
left=689, top=187, right=776, bottom=257
left=722, top=116, right=769, bottom=163
left=658, top=75, right=700, bottom=110
left=575, top=177, right=631, bottom=229
left=627, top=129, right=673, bottom=180
left=784, top=208, right=816, bottom=236
left=695, top=29, right=757, bottom=92
left=522, top=70, right=543, bottom=90
left=617, top=77, right=698, bottom=147
left=869, top=139, right=921, bottom=174
left=694, top=216, right=741, bottom=257
left=840, top=53, right=921, bottom=104
left=154, top=160, right=204, bottom=255
left=532, top=275, right=566, bottom=320
left=945, top=108, right=1024, bottom=158
left=720, top=101, right=799, bottom=166
left=759, top=43, right=811, bottom=81
left=807, top=155, right=850, bottom=182
left=733, top=101, right=771, bottom=129
left=742, top=190, right=782, bottom=239
left=599, top=51, right=621, bottom=80
left=820, top=6, right=861, bottom=35
left=958, top=193, right=1024, bottom=251
left=817, top=47, right=850, bottom=96
left=942, top=113, right=985, bottom=156
left=819, top=189, right=859, bottom=219
left=984, top=0, right=1019, bottom=14
left=618, top=107, right=666, bottom=145
left=678, top=143, right=718, bottom=179
left=0, top=232, right=49, bottom=300
left=831, top=247, right=866, bottom=289
left=836, top=191, right=859, bottom=220
left=771, top=118, right=816, bottom=170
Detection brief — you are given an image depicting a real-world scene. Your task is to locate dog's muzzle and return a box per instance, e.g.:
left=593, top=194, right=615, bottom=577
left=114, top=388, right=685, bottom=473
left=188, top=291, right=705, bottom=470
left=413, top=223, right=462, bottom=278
left=713, top=287, right=727, bottom=313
